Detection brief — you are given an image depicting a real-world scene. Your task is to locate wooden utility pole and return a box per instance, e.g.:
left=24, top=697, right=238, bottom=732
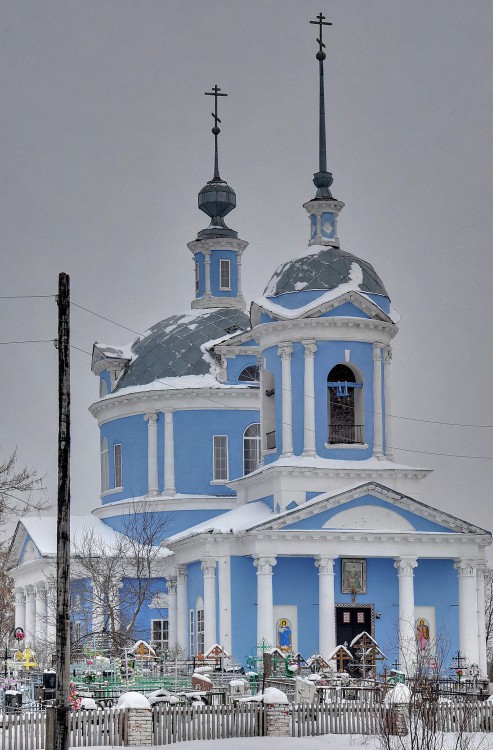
left=53, top=272, right=71, bottom=750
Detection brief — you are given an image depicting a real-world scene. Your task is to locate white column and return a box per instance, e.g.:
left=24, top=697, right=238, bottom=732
left=476, top=562, right=488, bottom=674
left=164, top=410, right=176, bottom=496
left=46, top=586, right=56, bottom=645
left=455, top=559, right=480, bottom=666
left=373, top=343, right=384, bottom=458
left=167, top=575, right=178, bottom=652
left=383, top=347, right=393, bottom=459
left=35, top=585, right=48, bottom=643
left=24, top=587, right=37, bottom=645
left=258, top=354, right=266, bottom=461
left=303, top=340, right=317, bottom=456
left=394, top=557, right=417, bottom=670
left=204, top=250, right=211, bottom=297
left=202, top=559, right=217, bottom=651
left=315, top=557, right=336, bottom=658
left=254, top=556, right=276, bottom=647
left=278, top=343, right=293, bottom=456
left=14, top=589, right=26, bottom=631
left=218, top=556, right=232, bottom=656
left=144, top=412, right=159, bottom=496
left=237, top=254, right=243, bottom=297
left=176, top=566, right=188, bottom=655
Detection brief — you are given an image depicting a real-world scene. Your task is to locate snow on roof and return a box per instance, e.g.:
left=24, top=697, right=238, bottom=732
left=16, top=515, right=125, bottom=557
left=165, top=501, right=273, bottom=544
left=117, top=692, right=151, bottom=709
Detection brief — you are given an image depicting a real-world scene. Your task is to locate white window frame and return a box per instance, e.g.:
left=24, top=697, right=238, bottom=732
left=101, top=437, right=109, bottom=493
left=219, top=259, right=231, bottom=290
left=189, top=609, right=195, bottom=656
left=197, top=607, right=205, bottom=655
left=243, top=423, right=261, bottom=475
left=212, top=435, right=228, bottom=482
left=151, top=619, right=169, bottom=652
left=100, top=379, right=108, bottom=397
left=113, top=443, right=122, bottom=488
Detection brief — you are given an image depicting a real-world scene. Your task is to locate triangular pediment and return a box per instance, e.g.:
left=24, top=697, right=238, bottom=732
left=7, top=521, right=44, bottom=569
left=251, top=290, right=394, bottom=326
left=247, top=482, right=490, bottom=536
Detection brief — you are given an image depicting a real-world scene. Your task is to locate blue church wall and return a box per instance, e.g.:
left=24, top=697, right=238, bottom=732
left=101, top=509, right=228, bottom=541
left=414, top=559, right=459, bottom=658
left=273, top=557, right=318, bottom=658
left=209, top=249, right=238, bottom=297
left=262, top=345, right=282, bottom=464
left=70, top=578, right=93, bottom=636
left=231, top=556, right=257, bottom=667
left=259, top=312, right=277, bottom=324
left=100, top=415, right=148, bottom=501
left=254, top=495, right=274, bottom=511
left=225, top=353, right=261, bottom=384
left=239, top=339, right=257, bottom=347
left=320, top=302, right=370, bottom=319
left=174, top=409, right=260, bottom=493
left=314, top=340, right=374, bottom=459
left=194, top=252, right=205, bottom=298
left=266, top=289, right=325, bottom=310
left=100, top=372, right=112, bottom=392
left=306, top=491, right=322, bottom=502
left=120, top=577, right=168, bottom=643
left=282, top=495, right=455, bottom=533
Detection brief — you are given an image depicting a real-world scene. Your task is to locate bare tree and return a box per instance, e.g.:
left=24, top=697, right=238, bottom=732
left=0, top=549, right=14, bottom=652
left=0, top=449, right=46, bottom=530
left=71, top=502, right=171, bottom=657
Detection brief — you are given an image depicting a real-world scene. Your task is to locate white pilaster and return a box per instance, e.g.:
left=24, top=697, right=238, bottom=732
left=218, top=556, right=232, bottom=656
left=35, top=585, right=48, bottom=643
left=315, top=557, right=336, bottom=658
left=253, top=556, right=276, bottom=647
left=278, top=343, right=293, bottom=456
left=176, top=566, right=188, bottom=655
left=383, top=347, right=393, bottom=459
left=167, top=576, right=177, bottom=652
left=394, top=557, right=417, bottom=670
left=25, top=586, right=36, bottom=645
left=14, top=588, right=26, bottom=631
left=202, top=558, right=217, bottom=651
left=373, top=343, right=384, bottom=459
left=476, top=562, right=488, bottom=674
left=144, top=412, right=159, bottom=496
left=164, top=410, right=176, bottom=496
left=454, top=559, right=480, bottom=666
left=237, top=255, right=243, bottom=298
left=303, top=340, right=317, bottom=456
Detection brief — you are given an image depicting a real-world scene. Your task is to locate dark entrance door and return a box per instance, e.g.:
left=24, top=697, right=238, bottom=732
left=336, top=605, right=372, bottom=649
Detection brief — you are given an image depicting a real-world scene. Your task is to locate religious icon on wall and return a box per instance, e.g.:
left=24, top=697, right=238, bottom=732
left=415, top=617, right=430, bottom=650
left=341, top=559, right=367, bottom=594
left=277, top=618, right=293, bottom=652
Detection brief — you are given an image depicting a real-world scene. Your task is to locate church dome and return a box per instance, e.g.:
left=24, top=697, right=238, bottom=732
left=263, top=246, right=388, bottom=299
left=115, top=307, right=250, bottom=390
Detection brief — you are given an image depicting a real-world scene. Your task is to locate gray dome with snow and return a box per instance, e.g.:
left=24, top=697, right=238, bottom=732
left=263, top=247, right=388, bottom=298
left=115, top=308, right=250, bottom=390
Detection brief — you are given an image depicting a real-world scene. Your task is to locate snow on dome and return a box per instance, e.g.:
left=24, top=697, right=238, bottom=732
left=263, top=246, right=387, bottom=299
left=114, top=308, right=250, bottom=391
left=263, top=686, right=289, bottom=704
left=117, top=692, right=151, bottom=709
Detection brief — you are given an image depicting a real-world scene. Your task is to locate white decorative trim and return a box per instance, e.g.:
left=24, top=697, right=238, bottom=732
left=324, top=442, right=369, bottom=450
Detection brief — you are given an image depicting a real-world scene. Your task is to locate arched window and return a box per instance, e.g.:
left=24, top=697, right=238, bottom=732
left=262, top=369, right=276, bottom=450
left=100, top=437, right=109, bottom=492
left=243, top=423, right=261, bottom=475
left=100, top=379, right=108, bottom=397
left=238, top=365, right=260, bottom=383
left=327, top=364, right=364, bottom=444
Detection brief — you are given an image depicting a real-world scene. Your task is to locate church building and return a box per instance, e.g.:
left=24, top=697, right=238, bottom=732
left=8, top=18, right=491, bottom=675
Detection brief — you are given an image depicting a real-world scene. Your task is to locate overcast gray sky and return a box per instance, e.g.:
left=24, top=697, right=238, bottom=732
left=1, top=1, right=492, bottom=559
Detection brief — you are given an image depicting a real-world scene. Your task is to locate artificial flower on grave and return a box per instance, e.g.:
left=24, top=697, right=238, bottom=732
left=69, top=681, right=82, bottom=711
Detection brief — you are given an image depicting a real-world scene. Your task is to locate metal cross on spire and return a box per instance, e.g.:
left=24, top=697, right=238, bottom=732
left=205, top=85, right=227, bottom=180
left=309, top=13, right=333, bottom=196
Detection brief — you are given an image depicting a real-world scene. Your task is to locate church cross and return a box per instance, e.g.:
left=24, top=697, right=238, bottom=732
left=310, top=13, right=332, bottom=56
left=205, top=85, right=227, bottom=134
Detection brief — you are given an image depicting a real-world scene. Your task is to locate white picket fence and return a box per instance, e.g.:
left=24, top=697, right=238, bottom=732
left=1, top=701, right=493, bottom=749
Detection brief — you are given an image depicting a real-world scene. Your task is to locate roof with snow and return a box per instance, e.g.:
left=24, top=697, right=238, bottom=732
left=115, top=308, right=251, bottom=390
left=263, top=246, right=387, bottom=298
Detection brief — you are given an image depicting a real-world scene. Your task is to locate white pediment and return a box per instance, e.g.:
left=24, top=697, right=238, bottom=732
left=323, top=505, right=414, bottom=531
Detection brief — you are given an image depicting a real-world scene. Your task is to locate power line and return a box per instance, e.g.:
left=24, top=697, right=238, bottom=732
left=0, top=339, right=56, bottom=345
left=0, top=294, right=56, bottom=299
left=71, top=301, right=142, bottom=336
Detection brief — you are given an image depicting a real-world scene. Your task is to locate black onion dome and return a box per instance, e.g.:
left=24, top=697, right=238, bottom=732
left=115, top=308, right=250, bottom=390
left=263, top=246, right=388, bottom=298
left=197, top=177, right=237, bottom=239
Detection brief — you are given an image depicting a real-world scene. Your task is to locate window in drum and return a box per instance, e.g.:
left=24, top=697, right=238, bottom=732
left=114, top=443, right=122, bottom=488
left=243, top=423, right=261, bottom=475
left=101, top=437, right=109, bottom=492
left=213, top=435, right=228, bottom=481
left=219, top=259, right=231, bottom=290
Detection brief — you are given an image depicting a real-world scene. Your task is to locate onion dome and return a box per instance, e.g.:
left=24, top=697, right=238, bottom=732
left=197, top=177, right=237, bottom=239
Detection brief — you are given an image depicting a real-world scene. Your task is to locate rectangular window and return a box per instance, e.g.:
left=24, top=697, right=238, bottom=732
left=197, top=609, right=205, bottom=655
left=194, top=263, right=200, bottom=294
left=114, top=443, right=122, bottom=488
left=101, top=439, right=109, bottom=493
left=213, top=435, right=228, bottom=481
left=189, top=610, right=195, bottom=656
left=151, top=619, right=169, bottom=652
left=219, top=259, right=231, bottom=290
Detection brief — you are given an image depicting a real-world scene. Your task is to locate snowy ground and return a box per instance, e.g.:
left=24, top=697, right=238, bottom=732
left=74, top=736, right=493, bottom=750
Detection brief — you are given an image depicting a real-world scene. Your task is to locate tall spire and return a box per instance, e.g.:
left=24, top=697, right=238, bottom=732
left=196, top=85, right=237, bottom=239
left=310, top=13, right=334, bottom=200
